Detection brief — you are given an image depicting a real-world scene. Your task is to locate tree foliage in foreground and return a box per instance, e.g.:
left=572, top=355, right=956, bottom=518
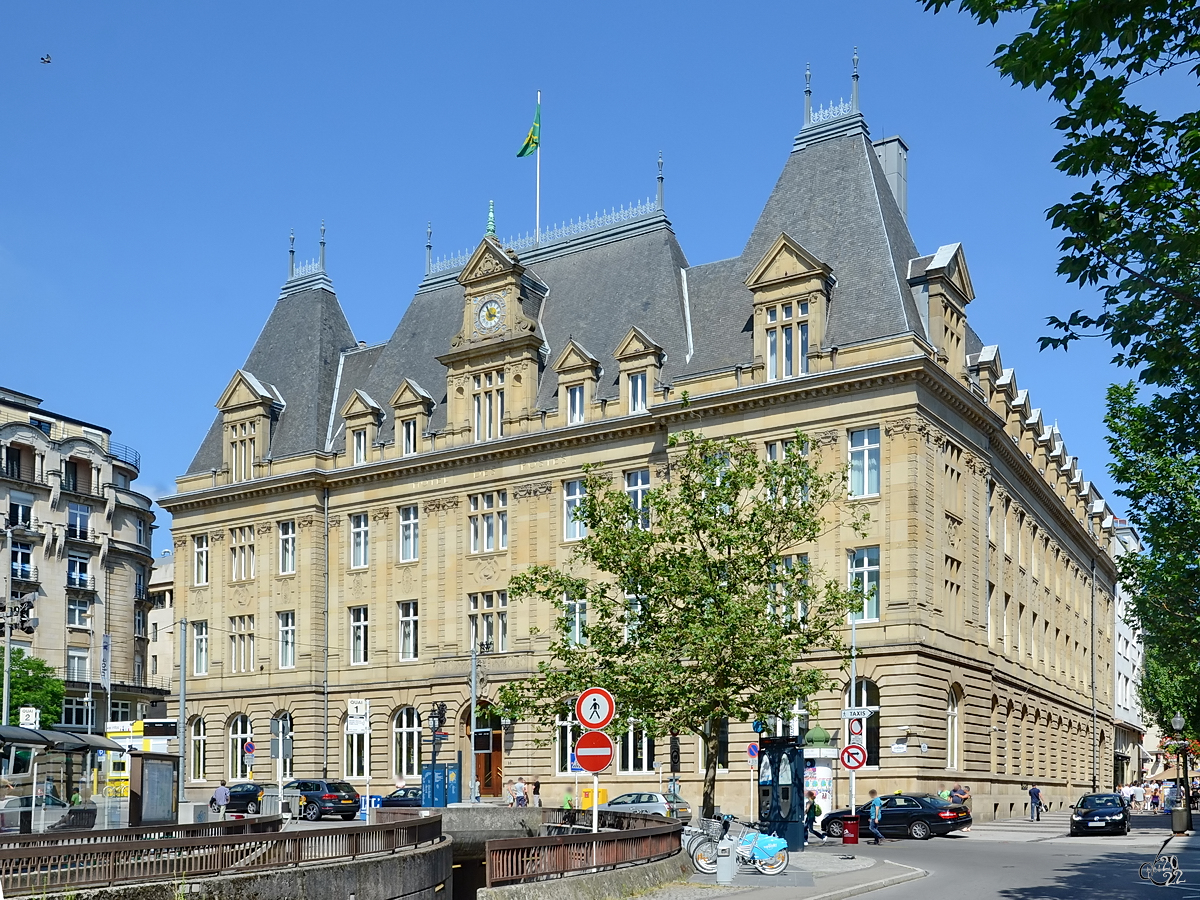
left=7, top=649, right=64, bottom=727
left=1137, top=643, right=1200, bottom=741
left=497, top=431, right=869, bottom=817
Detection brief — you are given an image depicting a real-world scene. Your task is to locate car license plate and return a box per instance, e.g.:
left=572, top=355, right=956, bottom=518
left=1088, top=821, right=1104, bottom=827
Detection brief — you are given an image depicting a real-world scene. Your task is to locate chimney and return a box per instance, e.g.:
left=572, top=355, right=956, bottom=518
left=872, top=136, right=909, bottom=221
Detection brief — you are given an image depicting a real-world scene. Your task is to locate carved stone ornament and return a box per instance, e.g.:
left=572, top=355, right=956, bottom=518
left=233, top=585, right=250, bottom=608
left=473, top=254, right=503, bottom=278
left=209, top=531, right=225, bottom=542
left=963, top=452, right=991, bottom=478
left=513, top=481, right=553, bottom=501
left=654, top=465, right=671, bottom=481
left=298, top=515, right=315, bottom=529
left=372, top=507, right=392, bottom=521
left=478, top=559, right=498, bottom=582
left=350, top=573, right=365, bottom=599
left=945, top=514, right=962, bottom=549
left=883, top=417, right=931, bottom=439
left=812, top=430, right=839, bottom=447
left=423, top=496, right=461, bottom=514
left=327, top=515, right=342, bottom=528
left=256, top=522, right=273, bottom=535
left=173, top=536, right=188, bottom=549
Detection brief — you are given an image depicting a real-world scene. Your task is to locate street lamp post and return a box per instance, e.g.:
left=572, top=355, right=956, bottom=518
left=1171, top=713, right=1193, bottom=832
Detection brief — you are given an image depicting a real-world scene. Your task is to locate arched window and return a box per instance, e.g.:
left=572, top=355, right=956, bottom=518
left=556, top=704, right=581, bottom=775
left=845, top=678, right=880, bottom=765
left=190, top=717, right=207, bottom=782
left=946, top=688, right=960, bottom=770
left=345, top=715, right=369, bottom=779
left=228, top=714, right=252, bottom=780
left=275, top=712, right=294, bottom=780
left=393, top=707, right=421, bottom=780
left=619, top=720, right=656, bottom=773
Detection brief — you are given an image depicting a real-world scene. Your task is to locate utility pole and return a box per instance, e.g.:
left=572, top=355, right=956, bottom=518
left=1090, top=558, right=1098, bottom=792
left=177, top=619, right=187, bottom=804
left=2, top=521, right=12, bottom=727
left=322, top=488, right=330, bottom=780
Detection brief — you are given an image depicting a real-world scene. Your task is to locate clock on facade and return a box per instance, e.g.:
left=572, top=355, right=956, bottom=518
left=475, top=293, right=506, bottom=333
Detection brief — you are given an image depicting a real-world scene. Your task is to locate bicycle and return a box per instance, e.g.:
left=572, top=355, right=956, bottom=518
left=691, top=815, right=789, bottom=875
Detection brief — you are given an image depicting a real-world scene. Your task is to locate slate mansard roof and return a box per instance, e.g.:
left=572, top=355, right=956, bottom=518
left=186, top=110, right=944, bottom=474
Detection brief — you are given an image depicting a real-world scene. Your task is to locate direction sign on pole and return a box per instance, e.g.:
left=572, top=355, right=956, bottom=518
left=573, top=731, right=616, bottom=773
left=841, top=707, right=873, bottom=719
left=576, top=687, right=616, bottom=730
left=840, top=744, right=867, bottom=770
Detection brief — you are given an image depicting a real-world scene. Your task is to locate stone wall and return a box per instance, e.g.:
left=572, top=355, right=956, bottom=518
left=477, top=852, right=692, bottom=900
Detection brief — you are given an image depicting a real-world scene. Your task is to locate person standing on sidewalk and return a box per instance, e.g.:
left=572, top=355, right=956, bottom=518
left=1028, top=784, right=1042, bottom=821
left=803, top=790, right=827, bottom=845
left=866, top=790, right=885, bottom=845
left=211, top=780, right=231, bottom=821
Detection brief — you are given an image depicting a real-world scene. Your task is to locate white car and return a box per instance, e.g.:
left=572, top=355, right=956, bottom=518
left=599, top=791, right=692, bottom=823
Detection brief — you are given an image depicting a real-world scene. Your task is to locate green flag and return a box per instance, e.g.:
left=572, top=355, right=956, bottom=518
left=517, top=103, right=540, bottom=157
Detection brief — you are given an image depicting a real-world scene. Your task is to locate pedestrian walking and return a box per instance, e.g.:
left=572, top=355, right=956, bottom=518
left=1151, top=783, right=1161, bottom=813
left=514, top=776, right=529, bottom=808
left=504, top=780, right=516, bottom=808
left=211, top=780, right=231, bottom=820
left=562, top=787, right=576, bottom=827
left=1132, top=782, right=1145, bottom=811
left=866, top=790, right=885, bottom=845
left=532, top=777, right=542, bottom=807
left=953, top=785, right=973, bottom=832
left=1028, top=784, right=1042, bottom=821
left=803, top=790, right=827, bottom=845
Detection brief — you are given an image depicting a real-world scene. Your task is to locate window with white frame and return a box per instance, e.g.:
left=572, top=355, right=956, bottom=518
left=700, top=717, right=731, bottom=769
left=193, top=620, right=209, bottom=675
left=68, top=503, right=90, bottom=540
left=764, top=301, right=810, bottom=381
left=623, top=594, right=643, bottom=641
left=352, top=428, right=367, bottom=465
left=136, top=518, right=146, bottom=546
left=67, top=552, right=89, bottom=589
left=468, top=591, right=507, bottom=652
left=229, top=615, right=255, bottom=673
left=230, top=421, right=256, bottom=482
left=564, top=479, right=586, bottom=541
left=10, top=542, right=32, bottom=581
left=230, top=526, right=255, bottom=581
left=845, top=679, right=881, bottom=765
left=190, top=717, right=207, bottom=780
left=134, top=607, right=147, bottom=637
left=62, top=697, right=93, bottom=729
left=472, top=370, right=505, bottom=442
left=393, top=707, right=422, bottom=779
left=556, top=707, right=582, bottom=774
left=398, top=505, right=419, bottom=561
left=66, top=648, right=89, bottom=681
left=848, top=427, right=881, bottom=497
left=946, top=688, right=960, bottom=769
left=344, top=718, right=369, bottom=779
left=8, top=492, right=33, bottom=528
left=279, top=520, right=296, bottom=575
left=629, top=371, right=647, bottom=413
left=399, top=601, right=418, bottom=660
left=229, top=714, right=253, bottom=780
left=193, top=535, right=209, bottom=586
left=770, top=699, right=806, bottom=738
left=625, top=469, right=650, bottom=528
left=567, top=384, right=585, bottom=424
left=849, top=547, right=880, bottom=622
left=350, top=606, right=369, bottom=664
left=564, top=595, right=587, bottom=647
left=619, top=721, right=655, bottom=772
left=350, top=513, right=369, bottom=568
left=278, top=611, right=296, bottom=668
left=469, top=491, right=507, bottom=553
left=112, top=699, right=133, bottom=724
left=401, top=418, right=418, bottom=456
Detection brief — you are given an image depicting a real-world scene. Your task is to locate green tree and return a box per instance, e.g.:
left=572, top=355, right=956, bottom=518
left=6, top=649, right=64, bottom=727
left=1137, top=644, right=1199, bottom=740
left=497, top=431, right=869, bottom=817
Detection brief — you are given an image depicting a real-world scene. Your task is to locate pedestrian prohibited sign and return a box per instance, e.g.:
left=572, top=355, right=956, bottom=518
left=576, top=687, right=616, bottom=730
left=840, top=744, right=867, bottom=770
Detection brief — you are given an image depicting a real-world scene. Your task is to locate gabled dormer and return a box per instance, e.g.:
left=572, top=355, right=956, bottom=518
left=390, top=379, right=434, bottom=457
left=744, top=233, right=833, bottom=381
left=216, top=369, right=283, bottom=483
left=908, top=243, right=974, bottom=383
left=613, top=327, right=663, bottom=416
left=552, top=339, right=600, bottom=426
left=340, top=389, right=383, bottom=466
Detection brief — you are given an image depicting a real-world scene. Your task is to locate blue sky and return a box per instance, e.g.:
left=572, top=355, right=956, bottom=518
left=2, top=1, right=1168, bottom=544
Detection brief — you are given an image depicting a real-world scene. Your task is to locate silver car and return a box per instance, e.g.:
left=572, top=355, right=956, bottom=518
left=600, top=791, right=692, bottom=823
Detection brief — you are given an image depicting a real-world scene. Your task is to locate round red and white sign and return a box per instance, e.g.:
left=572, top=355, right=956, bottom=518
left=574, top=731, right=616, bottom=773
left=840, top=744, right=867, bottom=770
left=576, top=687, right=616, bottom=730
left=848, top=718, right=864, bottom=737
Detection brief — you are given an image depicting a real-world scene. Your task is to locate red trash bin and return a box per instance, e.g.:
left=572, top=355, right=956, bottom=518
left=841, top=815, right=860, bottom=844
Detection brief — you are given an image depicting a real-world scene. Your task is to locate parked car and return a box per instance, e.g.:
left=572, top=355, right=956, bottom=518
left=282, top=779, right=361, bottom=821
left=215, top=782, right=270, bottom=814
left=1069, top=793, right=1130, bottom=836
left=599, top=791, right=692, bottom=824
left=822, top=793, right=972, bottom=840
left=382, top=787, right=423, bottom=808
left=0, top=794, right=69, bottom=831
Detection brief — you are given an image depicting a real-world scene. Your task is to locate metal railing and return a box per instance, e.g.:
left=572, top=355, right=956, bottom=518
left=107, top=442, right=140, bottom=470
left=0, top=815, right=285, bottom=850
left=0, top=464, right=43, bottom=487
left=9, top=565, right=38, bottom=584
left=0, top=813, right=441, bottom=895
left=485, top=811, right=681, bottom=887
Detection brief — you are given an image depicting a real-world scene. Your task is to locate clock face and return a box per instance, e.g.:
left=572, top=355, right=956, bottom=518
left=475, top=293, right=505, bottom=333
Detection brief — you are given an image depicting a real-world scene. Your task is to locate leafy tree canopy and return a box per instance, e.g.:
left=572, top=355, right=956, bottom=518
left=497, top=431, right=869, bottom=817
left=7, top=649, right=64, bottom=728
left=1137, top=643, right=1200, bottom=741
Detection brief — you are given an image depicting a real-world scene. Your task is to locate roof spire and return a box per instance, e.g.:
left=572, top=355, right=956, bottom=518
left=288, top=229, right=295, bottom=280
left=319, top=220, right=327, bottom=272
left=657, top=151, right=664, bottom=211
left=804, top=62, right=812, bottom=127
left=425, top=222, right=433, bottom=276
left=486, top=200, right=496, bottom=237
left=851, top=47, right=859, bottom=112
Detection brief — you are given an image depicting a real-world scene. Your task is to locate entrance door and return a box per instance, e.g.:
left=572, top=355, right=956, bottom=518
left=465, top=704, right=504, bottom=797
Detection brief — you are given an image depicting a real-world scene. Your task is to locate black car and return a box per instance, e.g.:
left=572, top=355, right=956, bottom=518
left=214, top=782, right=269, bottom=814
left=381, top=787, right=423, bottom=808
left=823, top=793, right=972, bottom=840
left=1069, top=792, right=1130, bottom=836
left=283, top=779, right=361, bottom=821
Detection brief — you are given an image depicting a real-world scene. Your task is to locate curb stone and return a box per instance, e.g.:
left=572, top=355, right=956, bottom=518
left=803, top=861, right=927, bottom=900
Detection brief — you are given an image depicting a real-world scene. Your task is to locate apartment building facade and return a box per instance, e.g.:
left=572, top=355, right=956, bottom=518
left=162, top=87, right=1122, bottom=819
left=0, top=387, right=162, bottom=730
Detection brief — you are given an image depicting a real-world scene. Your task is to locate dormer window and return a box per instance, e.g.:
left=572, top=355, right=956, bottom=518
left=473, top=370, right=505, bottom=442
left=352, top=429, right=367, bottom=465
left=230, top=422, right=256, bottom=482
left=567, top=385, right=586, bottom=425
left=401, top=419, right=418, bottom=456
left=629, top=372, right=647, bottom=414
left=765, top=302, right=809, bottom=381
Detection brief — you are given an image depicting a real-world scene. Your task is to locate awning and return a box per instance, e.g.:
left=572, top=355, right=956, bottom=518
left=0, top=726, right=54, bottom=747
left=31, top=730, right=126, bottom=753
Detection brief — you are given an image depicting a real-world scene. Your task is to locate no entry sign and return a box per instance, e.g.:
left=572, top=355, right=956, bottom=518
left=576, top=687, right=616, bottom=730
left=840, top=744, right=867, bottom=770
left=574, top=731, right=616, bottom=773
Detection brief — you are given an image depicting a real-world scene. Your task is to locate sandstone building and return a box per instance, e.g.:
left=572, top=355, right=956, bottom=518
left=161, top=83, right=1122, bottom=819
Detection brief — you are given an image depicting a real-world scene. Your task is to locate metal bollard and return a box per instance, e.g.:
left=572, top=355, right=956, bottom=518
left=716, top=837, right=735, bottom=886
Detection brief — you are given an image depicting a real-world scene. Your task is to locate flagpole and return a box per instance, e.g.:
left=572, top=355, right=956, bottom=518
left=535, top=89, right=541, bottom=246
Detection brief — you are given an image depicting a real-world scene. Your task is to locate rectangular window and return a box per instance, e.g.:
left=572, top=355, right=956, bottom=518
left=402, top=418, right=418, bottom=456
left=567, top=384, right=585, bottom=424
left=134, top=567, right=146, bottom=600
left=350, top=513, right=369, bottom=569
left=228, top=615, right=255, bottom=673
left=62, top=697, right=93, bottom=729
left=564, top=479, right=586, bottom=541
left=619, top=722, right=655, bottom=773
left=469, top=492, right=507, bottom=553
left=193, top=621, right=209, bottom=675
left=279, top=520, right=296, bottom=575
left=230, top=526, right=255, bottom=581
left=136, top=518, right=146, bottom=546
left=8, top=492, right=33, bottom=528
left=68, top=503, right=91, bottom=540
left=468, top=592, right=508, bottom=652
left=345, top=730, right=369, bottom=779
left=849, top=427, right=881, bottom=497
left=67, top=553, right=90, bottom=589
left=472, top=370, right=506, bottom=442
left=134, top=607, right=147, bottom=637
left=399, top=601, right=419, bottom=660
left=565, top=596, right=587, bottom=646
left=849, top=547, right=881, bottom=622
left=625, top=469, right=650, bottom=529
left=765, top=301, right=809, bottom=380
left=66, top=649, right=89, bottom=681
left=193, top=535, right=209, bottom=586
left=353, top=429, right=367, bottom=465
left=63, top=460, right=79, bottom=492
left=278, top=611, right=296, bottom=668
left=10, top=542, right=32, bottom=581
left=350, top=606, right=369, bottom=664
left=229, top=421, right=256, bottom=483
left=399, top=505, right=419, bottom=562
left=766, top=327, right=778, bottom=382
left=629, top=371, right=647, bottom=413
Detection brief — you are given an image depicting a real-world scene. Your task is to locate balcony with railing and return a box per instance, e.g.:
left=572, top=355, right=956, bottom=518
left=56, top=666, right=171, bottom=694
left=66, top=573, right=97, bottom=592
left=1, top=459, right=45, bottom=488
left=66, top=524, right=98, bottom=543
left=107, top=441, right=140, bottom=471
left=10, top=564, right=39, bottom=585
